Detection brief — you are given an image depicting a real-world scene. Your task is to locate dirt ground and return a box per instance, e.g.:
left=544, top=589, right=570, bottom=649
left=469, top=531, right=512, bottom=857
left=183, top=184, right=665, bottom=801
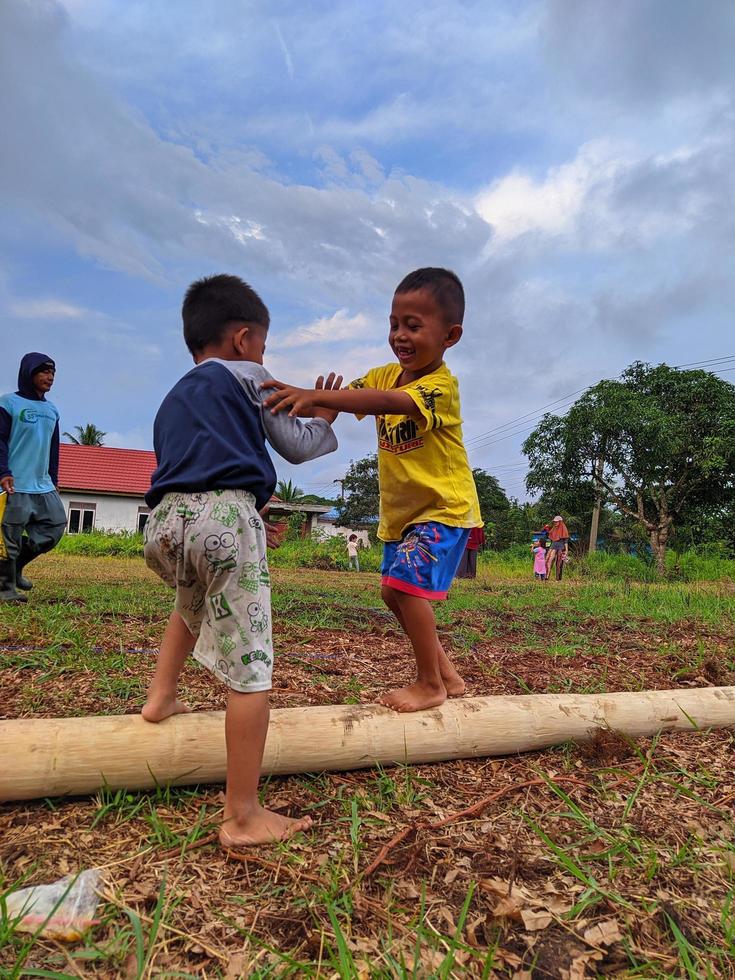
left=1, top=557, right=734, bottom=977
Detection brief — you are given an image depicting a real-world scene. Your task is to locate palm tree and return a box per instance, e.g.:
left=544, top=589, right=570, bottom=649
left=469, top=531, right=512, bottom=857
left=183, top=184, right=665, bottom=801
left=275, top=478, right=304, bottom=502
left=63, top=424, right=107, bottom=446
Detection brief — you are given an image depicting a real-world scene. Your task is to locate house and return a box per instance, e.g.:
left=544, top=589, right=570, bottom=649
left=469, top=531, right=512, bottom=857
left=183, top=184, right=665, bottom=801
left=58, top=444, right=156, bottom=534
left=57, top=444, right=332, bottom=535
left=315, top=508, right=371, bottom=549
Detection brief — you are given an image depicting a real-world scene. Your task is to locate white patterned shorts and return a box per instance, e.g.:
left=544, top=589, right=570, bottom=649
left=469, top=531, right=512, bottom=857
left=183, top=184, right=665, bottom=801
left=144, top=489, right=273, bottom=693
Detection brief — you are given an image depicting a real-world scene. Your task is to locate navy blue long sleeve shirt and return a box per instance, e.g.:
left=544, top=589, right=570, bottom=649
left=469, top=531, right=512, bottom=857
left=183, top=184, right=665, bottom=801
left=146, top=359, right=337, bottom=510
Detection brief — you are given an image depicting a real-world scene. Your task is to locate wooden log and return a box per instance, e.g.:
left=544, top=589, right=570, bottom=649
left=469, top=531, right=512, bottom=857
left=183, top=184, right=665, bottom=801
left=1, top=687, right=734, bottom=802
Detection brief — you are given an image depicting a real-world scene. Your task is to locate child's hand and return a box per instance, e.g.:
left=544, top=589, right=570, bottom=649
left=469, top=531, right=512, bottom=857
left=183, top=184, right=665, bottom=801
left=262, top=381, right=317, bottom=417
left=262, top=372, right=343, bottom=419
left=313, top=372, right=343, bottom=424
left=265, top=523, right=283, bottom=549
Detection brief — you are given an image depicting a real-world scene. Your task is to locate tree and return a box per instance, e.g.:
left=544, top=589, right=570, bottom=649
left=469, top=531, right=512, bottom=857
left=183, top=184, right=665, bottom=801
left=471, top=468, right=511, bottom=548
left=275, top=478, right=304, bottom=502
left=523, top=362, right=735, bottom=573
left=299, top=493, right=338, bottom=507
left=335, top=454, right=380, bottom=528
left=63, top=424, right=106, bottom=446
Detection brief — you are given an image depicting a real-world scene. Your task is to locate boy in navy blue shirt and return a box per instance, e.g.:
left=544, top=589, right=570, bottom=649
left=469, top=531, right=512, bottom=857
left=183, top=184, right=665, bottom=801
left=143, top=274, right=339, bottom=849
left=0, top=353, right=67, bottom=603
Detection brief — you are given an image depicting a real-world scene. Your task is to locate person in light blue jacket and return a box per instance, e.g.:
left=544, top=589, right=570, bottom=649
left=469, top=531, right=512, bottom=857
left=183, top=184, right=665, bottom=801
left=0, top=352, right=67, bottom=602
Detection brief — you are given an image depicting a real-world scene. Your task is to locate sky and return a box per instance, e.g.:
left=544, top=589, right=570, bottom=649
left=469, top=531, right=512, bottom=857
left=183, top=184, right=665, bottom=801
left=1, top=0, right=734, bottom=502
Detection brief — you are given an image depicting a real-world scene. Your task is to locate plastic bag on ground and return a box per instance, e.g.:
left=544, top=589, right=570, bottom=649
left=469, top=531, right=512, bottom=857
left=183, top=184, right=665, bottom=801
left=5, top=869, right=101, bottom=941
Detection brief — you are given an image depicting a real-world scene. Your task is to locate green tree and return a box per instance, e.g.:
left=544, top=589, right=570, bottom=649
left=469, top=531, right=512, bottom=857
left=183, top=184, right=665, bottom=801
left=523, top=362, right=735, bottom=573
left=471, top=468, right=511, bottom=548
left=335, top=454, right=380, bottom=528
left=299, top=493, right=338, bottom=507
left=63, top=423, right=106, bottom=446
left=275, top=478, right=304, bottom=502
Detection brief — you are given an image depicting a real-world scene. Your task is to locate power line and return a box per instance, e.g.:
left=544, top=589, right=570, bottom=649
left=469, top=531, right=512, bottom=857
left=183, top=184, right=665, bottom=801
left=466, top=353, right=735, bottom=459
left=674, top=354, right=735, bottom=369
left=464, top=388, right=587, bottom=448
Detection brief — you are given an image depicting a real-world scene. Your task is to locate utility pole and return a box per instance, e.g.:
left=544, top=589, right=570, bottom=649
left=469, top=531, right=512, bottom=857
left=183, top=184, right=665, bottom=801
left=333, top=478, right=345, bottom=503
left=588, top=454, right=604, bottom=554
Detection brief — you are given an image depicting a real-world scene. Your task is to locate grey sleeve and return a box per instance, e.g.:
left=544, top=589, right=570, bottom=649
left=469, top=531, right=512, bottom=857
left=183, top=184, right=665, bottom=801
left=226, top=362, right=338, bottom=464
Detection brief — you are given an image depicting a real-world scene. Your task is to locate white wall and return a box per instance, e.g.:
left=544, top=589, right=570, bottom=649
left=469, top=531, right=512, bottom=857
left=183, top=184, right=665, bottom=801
left=315, top=520, right=370, bottom=548
left=58, top=492, right=148, bottom=533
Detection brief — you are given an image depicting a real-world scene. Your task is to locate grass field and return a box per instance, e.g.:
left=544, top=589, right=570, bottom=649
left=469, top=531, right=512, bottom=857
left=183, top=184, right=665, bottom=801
left=1, top=555, right=735, bottom=978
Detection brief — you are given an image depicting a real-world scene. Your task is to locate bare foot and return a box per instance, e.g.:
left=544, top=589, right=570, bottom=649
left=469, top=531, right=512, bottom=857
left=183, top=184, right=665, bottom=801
left=378, top=681, right=447, bottom=712
left=220, top=808, right=313, bottom=848
left=141, top=698, right=192, bottom=723
left=442, top=673, right=466, bottom=697
left=438, top=649, right=466, bottom=697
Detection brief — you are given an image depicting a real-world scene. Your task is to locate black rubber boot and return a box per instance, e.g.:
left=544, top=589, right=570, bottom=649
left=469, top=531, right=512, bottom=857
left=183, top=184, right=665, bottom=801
left=15, top=541, right=41, bottom=591
left=0, top=559, right=28, bottom=603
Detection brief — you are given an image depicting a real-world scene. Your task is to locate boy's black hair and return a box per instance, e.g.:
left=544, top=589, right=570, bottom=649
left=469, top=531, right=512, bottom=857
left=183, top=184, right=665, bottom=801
left=394, top=267, right=465, bottom=325
left=182, top=274, right=270, bottom=355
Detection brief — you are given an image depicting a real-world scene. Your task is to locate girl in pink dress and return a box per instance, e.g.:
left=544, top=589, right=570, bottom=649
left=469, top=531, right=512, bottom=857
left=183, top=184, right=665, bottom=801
left=532, top=542, right=547, bottom=581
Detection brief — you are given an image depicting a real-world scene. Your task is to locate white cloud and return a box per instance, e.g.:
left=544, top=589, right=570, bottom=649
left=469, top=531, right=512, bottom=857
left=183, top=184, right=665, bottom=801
left=278, top=310, right=379, bottom=349
left=10, top=298, right=88, bottom=319
left=267, top=342, right=388, bottom=389
left=3, top=0, right=734, bottom=501
left=475, top=142, right=620, bottom=243
left=273, top=21, right=295, bottom=80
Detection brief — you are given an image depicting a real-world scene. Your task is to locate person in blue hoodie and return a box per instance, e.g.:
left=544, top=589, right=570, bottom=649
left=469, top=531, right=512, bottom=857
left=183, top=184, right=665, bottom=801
left=0, top=353, right=67, bottom=602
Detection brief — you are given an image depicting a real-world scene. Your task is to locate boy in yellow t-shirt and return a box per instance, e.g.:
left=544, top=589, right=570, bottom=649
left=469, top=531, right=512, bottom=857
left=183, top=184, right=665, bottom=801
left=263, top=267, right=481, bottom=712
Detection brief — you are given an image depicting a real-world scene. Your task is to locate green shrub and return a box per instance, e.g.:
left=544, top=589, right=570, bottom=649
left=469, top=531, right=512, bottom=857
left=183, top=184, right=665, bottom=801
left=56, top=530, right=144, bottom=557
left=573, top=551, right=658, bottom=582
left=269, top=536, right=382, bottom=572
left=54, top=529, right=735, bottom=581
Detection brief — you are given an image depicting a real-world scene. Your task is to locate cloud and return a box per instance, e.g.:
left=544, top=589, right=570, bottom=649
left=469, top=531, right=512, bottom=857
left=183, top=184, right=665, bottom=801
left=541, top=0, right=735, bottom=109
left=475, top=142, right=617, bottom=243
left=278, top=310, right=379, bottom=349
left=10, top=298, right=89, bottom=318
left=273, top=21, right=295, bottom=80
left=267, top=342, right=388, bottom=389
left=475, top=125, right=735, bottom=257
left=2, top=0, right=734, bottom=498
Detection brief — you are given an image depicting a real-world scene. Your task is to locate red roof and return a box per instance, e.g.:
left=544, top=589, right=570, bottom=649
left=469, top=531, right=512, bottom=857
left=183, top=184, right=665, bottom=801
left=58, top=444, right=157, bottom=496
left=57, top=445, right=295, bottom=504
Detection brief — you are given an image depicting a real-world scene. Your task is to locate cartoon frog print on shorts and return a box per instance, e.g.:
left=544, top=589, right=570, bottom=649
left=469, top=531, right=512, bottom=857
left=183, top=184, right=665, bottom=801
left=211, top=501, right=239, bottom=528
left=246, top=599, right=269, bottom=634
left=176, top=492, right=208, bottom=527
left=204, top=531, right=238, bottom=573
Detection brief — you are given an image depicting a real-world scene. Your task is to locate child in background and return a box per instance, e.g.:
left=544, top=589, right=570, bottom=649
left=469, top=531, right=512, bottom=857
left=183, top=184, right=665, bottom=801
left=142, top=274, right=339, bottom=849
left=532, top=540, right=547, bottom=581
left=263, top=267, right=482, bottom=712
left=347, top=533, right=360, bottom=571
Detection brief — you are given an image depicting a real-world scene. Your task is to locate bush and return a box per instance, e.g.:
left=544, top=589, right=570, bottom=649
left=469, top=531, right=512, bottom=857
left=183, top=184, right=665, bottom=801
left=268, top=536, right=383, bottom=572
left=54, top=530, right=735, bottom=581
left=573, top=551, right=658, bottom=582
left=56, top=530, right=145, bottom=557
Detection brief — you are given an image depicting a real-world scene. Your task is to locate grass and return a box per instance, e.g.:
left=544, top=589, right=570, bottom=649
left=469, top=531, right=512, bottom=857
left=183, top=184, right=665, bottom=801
left=56, top=529, right=735, bottom=581
left=2, top=554, right=735, bottom=976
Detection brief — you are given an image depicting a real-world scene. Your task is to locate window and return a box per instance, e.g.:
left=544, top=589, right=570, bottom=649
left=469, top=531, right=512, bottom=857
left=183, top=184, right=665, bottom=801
left=67, top=502, right=96, bottom=534
left=137, top=508, right=150, bottom=533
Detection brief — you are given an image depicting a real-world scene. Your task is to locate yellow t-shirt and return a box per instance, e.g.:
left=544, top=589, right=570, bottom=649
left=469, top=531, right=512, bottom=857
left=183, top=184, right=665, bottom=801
left=349, top=362, right=482, bottom=541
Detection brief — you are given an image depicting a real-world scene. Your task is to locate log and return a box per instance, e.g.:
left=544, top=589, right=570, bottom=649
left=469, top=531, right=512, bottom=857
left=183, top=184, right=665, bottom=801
left=2, top=687, right=734, bottom=802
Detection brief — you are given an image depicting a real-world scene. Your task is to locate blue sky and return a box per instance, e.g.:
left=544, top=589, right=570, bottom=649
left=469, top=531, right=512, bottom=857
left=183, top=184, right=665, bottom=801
left=2, top=0, right=734, bottom=501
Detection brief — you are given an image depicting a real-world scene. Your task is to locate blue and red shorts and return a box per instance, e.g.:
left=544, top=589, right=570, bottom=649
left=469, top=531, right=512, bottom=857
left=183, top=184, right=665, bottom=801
left=381, top=522, right=470, bottom=600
